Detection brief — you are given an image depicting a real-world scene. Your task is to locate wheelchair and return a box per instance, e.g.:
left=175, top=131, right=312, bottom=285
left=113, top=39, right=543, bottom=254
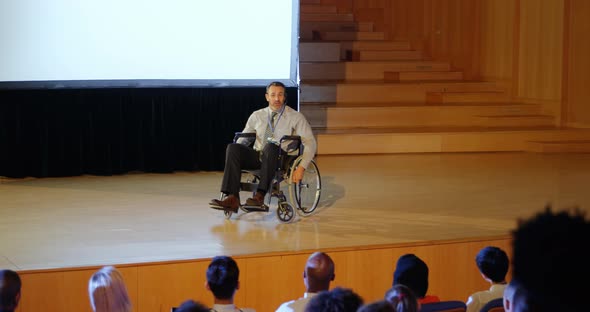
left=219, top=132, right=321, bottom=223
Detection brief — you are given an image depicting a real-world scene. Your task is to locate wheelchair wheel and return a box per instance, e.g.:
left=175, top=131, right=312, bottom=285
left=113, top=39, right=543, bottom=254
left=288, top=157, right=321, bottom=217
left=276, top=201, right=295, bottom=223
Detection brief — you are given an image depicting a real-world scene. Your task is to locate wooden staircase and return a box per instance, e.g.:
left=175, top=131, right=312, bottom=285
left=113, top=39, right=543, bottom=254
left=299, top=1, right=590, bottom=155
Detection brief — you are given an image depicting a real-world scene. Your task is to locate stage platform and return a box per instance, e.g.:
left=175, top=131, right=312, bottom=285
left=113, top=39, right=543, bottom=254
left=1, top=152, right=589, bottom=312
left=2, top=152, right=589, bottom=271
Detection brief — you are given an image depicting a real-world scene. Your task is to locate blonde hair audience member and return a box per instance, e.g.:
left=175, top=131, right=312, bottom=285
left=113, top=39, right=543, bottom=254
left=88, top=266, right=132, bottom=312
left=385, top=284, right=419, bottom=312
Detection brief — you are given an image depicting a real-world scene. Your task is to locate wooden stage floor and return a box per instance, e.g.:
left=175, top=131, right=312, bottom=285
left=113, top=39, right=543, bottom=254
left=1, top=152, right=589, bottom=271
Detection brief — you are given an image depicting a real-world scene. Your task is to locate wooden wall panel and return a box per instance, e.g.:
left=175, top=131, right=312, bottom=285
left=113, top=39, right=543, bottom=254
left=479, top=0, right=515, bottom=82
left=517, top=0, right=564, bottom=111
left=565, top=0, right=590, bottom=126
left=16, top=237, right=512, bottom=312
left=425, top=0, right=481, bottom=80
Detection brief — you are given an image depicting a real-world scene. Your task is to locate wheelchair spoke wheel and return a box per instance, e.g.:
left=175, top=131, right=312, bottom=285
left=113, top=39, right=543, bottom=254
left=276, top=202, right=295, bottom=223
left=289, top=157, right=321, bottom=217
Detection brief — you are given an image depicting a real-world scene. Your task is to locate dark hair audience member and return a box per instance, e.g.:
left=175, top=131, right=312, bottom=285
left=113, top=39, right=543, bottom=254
left=511, top=206, right=589, bottom=312
left=357, top=300, right=395, bottom=312
left=0, top=270, right=21, bottom=312
left=385, top=284, right=419, bottom=312
left=392, top=254, right=439, bottom=304
left=304, top=287, right=363, bottom=312
left=465, top=246, right=509, bottom=312
left=206, top=256, right=255, bottom=312
left=174, top=300, right=209, bottom=312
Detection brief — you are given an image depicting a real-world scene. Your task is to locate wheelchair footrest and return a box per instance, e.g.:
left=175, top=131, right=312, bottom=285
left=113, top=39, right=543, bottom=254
left=241, top=204, right=269, bottom=212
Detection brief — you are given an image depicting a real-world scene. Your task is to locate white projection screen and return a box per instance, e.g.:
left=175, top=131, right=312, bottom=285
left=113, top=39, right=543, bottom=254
left=0, top=0, right=299, bottom=89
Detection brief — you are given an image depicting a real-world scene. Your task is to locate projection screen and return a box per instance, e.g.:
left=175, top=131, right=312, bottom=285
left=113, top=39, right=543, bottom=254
left=0, top=0, right=299, bottom=89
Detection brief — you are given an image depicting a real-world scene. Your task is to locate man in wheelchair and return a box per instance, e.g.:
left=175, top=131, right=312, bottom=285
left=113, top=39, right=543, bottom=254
left=209, top=81, right=317, bottom=213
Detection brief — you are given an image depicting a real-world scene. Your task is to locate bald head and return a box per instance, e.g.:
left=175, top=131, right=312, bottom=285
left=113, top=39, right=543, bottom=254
left=304, top=252, right=335, bottom=292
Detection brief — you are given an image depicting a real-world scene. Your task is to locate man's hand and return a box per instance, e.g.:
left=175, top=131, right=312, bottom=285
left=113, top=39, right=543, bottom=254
left=291, top=166, right=305, bottom=184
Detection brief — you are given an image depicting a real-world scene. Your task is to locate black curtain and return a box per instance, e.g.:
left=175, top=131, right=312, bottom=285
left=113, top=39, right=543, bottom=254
left=0, top=87, right=298, bottom=178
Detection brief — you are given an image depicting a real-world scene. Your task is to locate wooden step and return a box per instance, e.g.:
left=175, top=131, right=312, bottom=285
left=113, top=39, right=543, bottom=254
left=300, top=13, right=354, bottom=22
left=427, top=92, right=510, bottom=104
left=355, top=50, right=424, bottom=61
left=301, top=5, right=338, bottom=14
left=526, top=140, right=590, bottom=153
left=301, top=82, right=505, bottom=103
left=300, top=61, right=452, bottom=80
left=300, top=42, right=340, bottom=62
left=475, top=115, right=555, bottom=127
left=301, top=0, right=321, bottom=4
left=314, top=127, right=590, bottom=154
left=300, top=22, right=374, bottom=40
left=301, top=103, right=544, bottom=129
left=385, top=71, right=464, bottom=82
left=341, top=41, right=412, bottom=51
left=319, top=31, right=386, bottom=41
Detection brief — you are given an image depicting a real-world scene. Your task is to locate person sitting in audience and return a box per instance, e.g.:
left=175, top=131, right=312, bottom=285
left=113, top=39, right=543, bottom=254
left=88, top=266, right=132, bottom=312
left=304, top=287, right=363, bottom=312
left=392, top=254, right=439, bottom=304
left=206, top=256, right=255, bottom=312
left=385, top=284, right=419, bottom=312
left=276, top=252, right=335, bottom=312
left=175, top=300, right=210, bottom=312
left=357, top=300, right=395, bottom=312
left=511, top=206, right=589, bottom=312
left=465, top=246, right=509, bottom=312
left=0, top=269, right=21, bottom=312
left=502, top=280, right=519, bottom=312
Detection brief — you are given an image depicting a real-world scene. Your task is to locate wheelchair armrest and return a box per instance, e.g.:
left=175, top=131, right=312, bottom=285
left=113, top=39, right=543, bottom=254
left=279, top=135, right=301, bottom=144
left=233, top=132, right=256, bottom=143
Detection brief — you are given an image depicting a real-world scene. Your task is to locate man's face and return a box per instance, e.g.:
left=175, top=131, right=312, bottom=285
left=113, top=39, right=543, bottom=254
left=265, top=85, right=286, bottom=112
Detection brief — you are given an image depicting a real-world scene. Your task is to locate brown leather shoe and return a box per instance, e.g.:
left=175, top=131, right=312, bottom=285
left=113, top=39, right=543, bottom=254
left=245, top=191, right=265, bottom=207
left=209, top=194, right=239, bottom=213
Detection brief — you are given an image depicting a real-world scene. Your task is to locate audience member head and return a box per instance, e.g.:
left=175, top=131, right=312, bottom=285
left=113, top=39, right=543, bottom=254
left=304, top=252, right=335, bottom=293
left=0, top=270, right=21, bottom=312
left=392, top=254, right=429, bottom=298
left=475, top=246, right=509, bottom=283
left=357, top=300, right=395, bottom=312
left=88, top=266, right=132, bottom=312
left=503, top=280, right=519, bottom=312
left=304, top=287, right=363, bottom=312
left=385, top=284, right=419, bottom=312
left=206, top=256, right=240, bottom=301
left=512, top=206, right=589, bottom=312
left=174, top=300, right=209, bottom=312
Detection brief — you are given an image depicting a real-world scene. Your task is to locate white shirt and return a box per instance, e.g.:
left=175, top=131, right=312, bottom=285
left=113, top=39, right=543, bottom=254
left=240, top=105, right=317, bottom=169
left=211, top=303, right=256, bottom=312
left=275, top=292, right=318, bottom=312
left=466, top=284, right=507, bottom=312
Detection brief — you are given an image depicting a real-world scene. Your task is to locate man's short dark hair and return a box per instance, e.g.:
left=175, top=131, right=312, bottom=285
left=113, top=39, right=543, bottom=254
left=475, top=246, right=509, bottom=283
left=174, top=300, right=209, bottom=312
left=305, top=287, right=363, bottom=312
left=392, top=254, right=429, bottom=298
left=512, top=206, right=589, bottom=312
left=0, top=269, right=21, bottom=311
left=266, top=81, right=286, bottom=93
left=206, top=256, right=239, bottom=300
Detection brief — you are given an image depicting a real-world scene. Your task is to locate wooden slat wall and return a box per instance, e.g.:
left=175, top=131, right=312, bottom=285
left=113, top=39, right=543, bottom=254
left=565, top=0, right=590, bottom=127
left=479, top=0, right=515, bottom=82
left=15, top=237, right=511, bottom=312
left=517, top=0, right=564, bottom=117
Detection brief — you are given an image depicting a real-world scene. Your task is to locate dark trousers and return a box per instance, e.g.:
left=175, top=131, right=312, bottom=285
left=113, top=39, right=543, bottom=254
left=221, top=143, right=280, bottom=196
